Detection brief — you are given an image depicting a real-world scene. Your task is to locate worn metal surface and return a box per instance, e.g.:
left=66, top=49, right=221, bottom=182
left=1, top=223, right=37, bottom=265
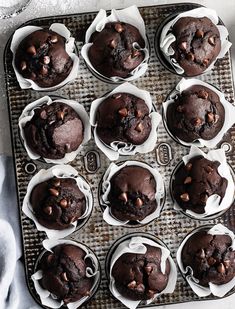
left=3, top=3, right=235, bottom=308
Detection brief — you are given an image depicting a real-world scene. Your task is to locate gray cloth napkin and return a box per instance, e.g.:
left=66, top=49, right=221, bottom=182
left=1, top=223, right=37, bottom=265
left=0, top=155, right=40, bottom=309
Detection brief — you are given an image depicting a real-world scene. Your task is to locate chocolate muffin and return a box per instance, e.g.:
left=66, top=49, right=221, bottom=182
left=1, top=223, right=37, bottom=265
left=30, top=177, right=86, bottom=230
left=172, top=156, right=228, bottom=214
left=181, top=230, right=235, bottom=286
left=23, top=102, right=84, bottom=160
left=96, top=93, right=152, bottom=146
left=112, top=244, right=170, bottom=300
left=88, top=22, right=145, bottom=78
left=39, top=244, right=94, bottom=304
left=171, top=17, right=221, bottom=76
left=166, top=85, right=225, bottom=143
left=15, top=29, right=73, bottom=88
left=108, top=166, right=157, bottom=221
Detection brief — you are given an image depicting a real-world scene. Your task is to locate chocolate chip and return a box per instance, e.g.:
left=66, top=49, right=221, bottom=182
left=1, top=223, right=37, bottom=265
left=57, top=110, right=65, bottom=120
left=203, top=59, right=209, bottom=67
left=40, top=65, right=48, bottom=76
left=40, top=109, right=47, bottom=119
left=43, top=55, right=50, bottom=64
left=127, top=280, right=137, bottom=289
left=20, top=61, right=27, bottom=71
left=214, top=114, right=219, bottom=124
left=109, top=39, right=117, bottom=49
left=177, top=105, right=184, bottom=112
left=136, top=283, right=145, bottom=293
left=135, top=110, right=142, bottom=118
left=135, top=122, right=143, bottom=132
left=193, top=117, right=202, bottom=127
left=50, top=35, right=58, bottom=43
left=205, top=165, right=213, bottom=173
left=119, top=192, right=128, bottom=203
left=114, top=23, right=123, bottom=33
left=180, top=193, right=190, bottom=202
left=135, top=197, right=143, bottom=207
left=43, top=206, right=52, bottom=215
left=207, top=256, right=216, bottom=266
left=145, top=266, right=153, bottom=275
left=185, top=162, right=192, bottom=171
left=53, top=179, right=61, bottom=187
left=198, top=248, right=206, bottom=259
left=186, top=52, right=195, bottom=61
left=49, top=188, right=59, bottom=197
left=61, top=272, right=69, bottom=282
left=132, top=50, right=140, bottom=58
left=208, top=36, right=215, bottom=46
left=198, top=90, right=209, bottom=100
left=179, top=41, right=187, bottom=50
left=112, top=93, right=122, bottom=99
left=60, top=199, right=68, bottom=208
left=26, top=45, right=36, bottom=56
left=224, top=260, right=230, bottom=269
left=184, top=176, right=192, bottom=184
left=207, top=112, right=214, bottom=123
left=195, top=29, right=204, bottom=38
left=118, top=107, right=128, bottom=117
left=217, top=263, right=225, bottom=274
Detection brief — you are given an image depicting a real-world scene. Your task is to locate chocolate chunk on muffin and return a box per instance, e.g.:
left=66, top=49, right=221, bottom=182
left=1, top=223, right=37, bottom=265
left=181, top=230, right=235, bottom=286
left=96, top=93, right=151, bottom=146
left=39, top=244, right=93, bottom=304
left=24, top=102, right=84, bottom=160
left=15, top=29, right=73, bottom=88
left=88, top=22, right=145, bottom=78
left=112, top=244, right=170, bottom=300
left=166, top=85, right=225, bottom=143
left=172, top=156, right=228, bottom=214
left=30, top=177, right=86, bottom=230
left=171, top=17, right=221, bottom=76
left=108, top=166, right=157, bottom=221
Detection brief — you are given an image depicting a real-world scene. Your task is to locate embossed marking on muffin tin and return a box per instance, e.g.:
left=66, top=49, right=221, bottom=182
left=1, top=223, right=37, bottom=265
left=3, top=2, right=235, bottom=309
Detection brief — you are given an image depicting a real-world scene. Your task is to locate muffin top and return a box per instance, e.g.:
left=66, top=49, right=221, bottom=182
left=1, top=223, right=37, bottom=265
left=112, top=244, right=170, bottom=300
left=39, top=244, right=93, bottom=304
left=23, top=102, right=84, bottom=160
left=108, top=166, right=157, bottom=221
left=30, top=177, right=86, bottom=230
left=166, top=85, right=225, bottom=143
left=88, top=22, right=145, bottom=78
left=172, top=156, right=228, bottom=214
left=15, top=29, right=73, bottom=88
left=171, top=17, right=221, bottom=76
left=181, top=230, right=235, bottom=286
left=96, top=93, right=152, bottom=146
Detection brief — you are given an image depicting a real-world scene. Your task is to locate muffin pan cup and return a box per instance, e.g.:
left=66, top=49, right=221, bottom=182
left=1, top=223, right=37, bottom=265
left=4, top=2, right=235, bottom=308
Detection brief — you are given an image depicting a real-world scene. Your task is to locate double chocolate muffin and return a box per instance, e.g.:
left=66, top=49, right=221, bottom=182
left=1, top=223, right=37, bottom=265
left=30, top=177, right=86, bottom=230
left=112, top=244, right=170, bottom=300
left=181, top=230, right=235, bottom=286
left=171, top=16, right=221, bottom=76
left=15, top=29, right=73, bottom=88
left=166, top=85, right=225, bottom=143
left=88, top=22, right=145, bottom=78
left=24, top=102, right=84, bottom=160
left=39, top=244, right=94, bottom=304
left=172, top=156, right=228, bottom=214
left=108, top=166, right=157, bottom=221
left=96, top=93, right=152, bottom=146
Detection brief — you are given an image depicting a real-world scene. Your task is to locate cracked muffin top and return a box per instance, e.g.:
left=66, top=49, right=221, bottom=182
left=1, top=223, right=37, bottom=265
left=23, top=102, right=84, bottom=160
left=172, top=156, right=227, bottom=214
left=166, top=85, right=225, bottom=143
left=170, top=16, right=221, bottom=76
left=112, top=244, right=170, bottom=300
left=181, top=230, right=235, bottom=286
left=15, top=29, right=73, bottom=88
left=88, top=22, right=145, bottom=78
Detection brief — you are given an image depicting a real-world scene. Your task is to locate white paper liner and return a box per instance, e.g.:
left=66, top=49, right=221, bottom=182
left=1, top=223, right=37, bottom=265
left=109, top=236, right=177, bottom=309
left=160, top=7, right=232, bottom=75
left=10, top=23, right=79, bottom=91
left=90, top=82, right=162, bottom=161
left=173, top=145, right=235, bottom=219
left=101, top=160, right=165, bottom=226
left=18, top=96, right=91, bottom=164
left=163, top=78, right=235, bottom=148
left=177, top=223, right=235, bottom=297
left=22, top=165, right=93, bottom=239
left=32, top=238, right=100, bottom=309
left=81, top=6, right=149, bottom=83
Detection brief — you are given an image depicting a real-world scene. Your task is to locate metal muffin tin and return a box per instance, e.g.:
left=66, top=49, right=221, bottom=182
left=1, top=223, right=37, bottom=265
left=3, top=2, right=235, bottom=308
